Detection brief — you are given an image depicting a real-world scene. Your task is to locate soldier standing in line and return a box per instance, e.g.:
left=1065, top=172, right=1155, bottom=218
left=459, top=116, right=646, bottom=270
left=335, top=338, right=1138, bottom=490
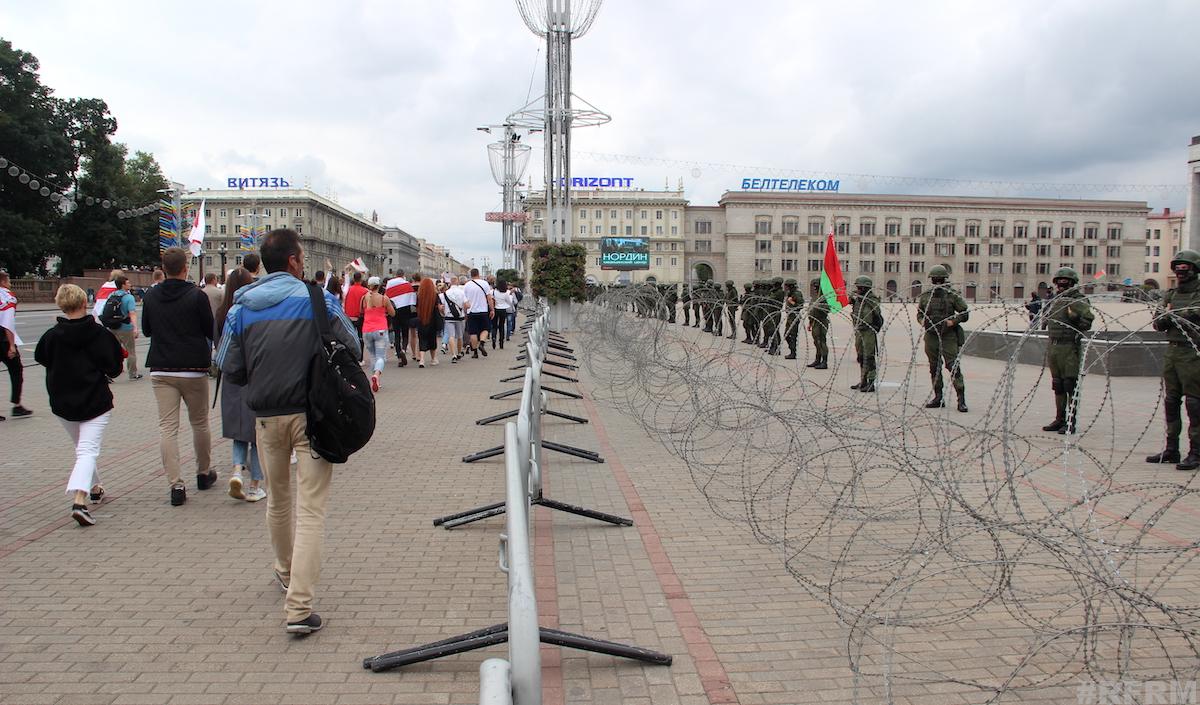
left=701, top=281, right=716, bottom=333
left=1148, top=250, right=1200, bottom=470
left=665, top=283, right=678, bottom=323
left=712, top=281, right=725, bottom=337
left=1041, top=267, right=1094, bottom=435
left=783, top=279, right=804, bottom=359
left=917, top=265, right=970, bottom=412
left=681, top=283, right=692, bottom=326
left=850, top=276, right=883, bottom=392
left=740, top=282, right=754, bottom=344
left=692, top=282, right=703, bottom=328
left=807, top=289, right=830, bottom=369
left=724, top=281, right=739, bottom=340
left=761, top=277, right=784, bottom=355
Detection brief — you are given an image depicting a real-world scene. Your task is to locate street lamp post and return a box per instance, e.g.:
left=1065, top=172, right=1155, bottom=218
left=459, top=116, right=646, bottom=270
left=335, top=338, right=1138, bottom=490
left=218, top=242, right=228, bottom=283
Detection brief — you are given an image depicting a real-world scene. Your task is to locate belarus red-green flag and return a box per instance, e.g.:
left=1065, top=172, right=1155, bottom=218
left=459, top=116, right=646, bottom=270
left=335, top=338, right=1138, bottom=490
left=819, top=230, right=850, bottom=312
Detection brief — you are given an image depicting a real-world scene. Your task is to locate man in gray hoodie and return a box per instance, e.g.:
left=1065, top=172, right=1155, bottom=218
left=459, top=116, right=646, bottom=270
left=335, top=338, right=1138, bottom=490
left=217, top=229, right=359, bottom=636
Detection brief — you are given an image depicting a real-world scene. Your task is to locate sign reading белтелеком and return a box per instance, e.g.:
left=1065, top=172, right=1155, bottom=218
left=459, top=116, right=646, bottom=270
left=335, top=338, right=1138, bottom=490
left=740, top=178, right=840, bottom=192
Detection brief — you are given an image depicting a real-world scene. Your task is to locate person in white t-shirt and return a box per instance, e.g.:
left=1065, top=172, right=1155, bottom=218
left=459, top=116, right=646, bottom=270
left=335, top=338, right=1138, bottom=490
left=462, top=268, right=494, bottom=359
left=490, top=280, right=514, bottom=351
left=0, top=271, right=33, bottom=420
left=439, top=278, right=467, bottom=362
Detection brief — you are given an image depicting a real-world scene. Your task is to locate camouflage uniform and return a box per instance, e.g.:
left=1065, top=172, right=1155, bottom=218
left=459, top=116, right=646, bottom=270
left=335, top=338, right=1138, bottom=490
left=917, top=266, right=970, bottom=411
left=807, top=293, right=830, bottom=369
left=782, top=279, right=804, bottom=359
left=724, top=281, right=739, bottom=340
left=681, top=284, right=692, bottom=326
left=740, top=283, right=754, bottom=343
left=1042, top=268, right=1094, bottom=434
left=1149, top=250, right=1200, bottom=470
left=851, top=276, right=883, bottom=391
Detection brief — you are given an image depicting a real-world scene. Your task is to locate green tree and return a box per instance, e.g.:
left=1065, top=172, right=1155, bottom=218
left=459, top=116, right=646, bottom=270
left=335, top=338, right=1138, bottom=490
left=495, top=267, right=525, bottom=289
left=0, top=38, right=74, bottom=276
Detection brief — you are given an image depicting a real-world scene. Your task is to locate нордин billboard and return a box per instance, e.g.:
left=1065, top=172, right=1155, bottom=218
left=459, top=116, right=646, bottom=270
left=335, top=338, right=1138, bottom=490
left=600, top=237, right=650, bottom=270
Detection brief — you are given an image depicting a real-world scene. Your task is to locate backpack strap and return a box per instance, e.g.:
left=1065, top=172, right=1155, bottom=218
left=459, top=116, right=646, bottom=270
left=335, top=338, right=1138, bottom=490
left=307, top=283, right=331, bottom=342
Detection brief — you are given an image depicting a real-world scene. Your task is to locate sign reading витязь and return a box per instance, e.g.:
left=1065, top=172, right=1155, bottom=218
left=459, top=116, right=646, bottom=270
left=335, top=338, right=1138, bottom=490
left=227, top=177, right=291, bottom=188
left=740, top=178, right=840, bottom=192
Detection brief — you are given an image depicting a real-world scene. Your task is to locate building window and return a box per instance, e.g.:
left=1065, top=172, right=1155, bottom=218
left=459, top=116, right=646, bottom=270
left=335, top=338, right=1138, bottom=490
left=671, top=257, right=677, bottom=265
left=590, top=209, right=599, bottom=219
left=755, top=219, right=772, bottom=234
left=1152, top=245, right=1160, bottom=256
left=755, top=259, right=772, bottom=273
left=966, top=262, right=979, bottom=274
left=695, top=220, right=712, bottom=234
left=1013, top=244, right=1028, bottom=256
left=885, top=221, right=901, bottom=237
left=595, top=225, right=603, bottom=234
left=808, top=240, right=824, bottom=254
left=295, top=208, right=303, bottom=217
left=1084, top=224, right=1098, bottom=239
left=640, top=210, right=647, bottom=219
left=884, top=261, right=900, bottom=273
left=656, top=242, right=663, bottom=251
left=1037, top=244, right=1051, bottom=257
left=610, top=209, right=617, bottom=219
left=219, top=224, right=227, bottom=234
left=655, top=210, right=663, bottom=220
left=671, top=226, right=678, bottom=235
left=655, top=257, right=663, bottom=266
left=965, top=222, right=980, bottom=238
left=934, top=222, right=955, bottom=238
left=935, top=243, right=955, bottom=257
left=782, top=241, right=798, bottom=254
left=910, top=242, right=925, bottom=255
left=1013, top=223, right=1028, bottom=239
left=860, top=260, right=875, bottom=273
left=782, top=259, right=797, bottom=272
left=783, top=219, right=800, bottom=235
left=625, top=210, right=632, bottom=219
left=1107, top=225, right=1122, bottom=240
left=885, top=242, right=900, bottom=255
left=280, top=208, right=288, bottom=217
left=1037, top=223, right=1053, bottom=239
left=533, top=225, right=542, bottom=235
left=625, top=226, right=633, bottom=235
left=695, top=240, right=712, bottom=252
left=204, top=225, right=212, bottom=234
left=837, top=241, right=849, bottom=254
left=910, top=220, right=926, bottom=237
left=988, top=262, right=1003, bottom=274
left=835, top=221, right=850, bottom=237
left=671, top=242, right=678, bottom=251
left=965, top=243, right=979, bottom=256
left=757, top=240, right=772, bottom=253
left=578, top=209, right=587, bottom=219
left=807, top=259, right=822, bottom=272
left=989, top=222, right=1005, bottom=238
left=909, top=261, right=924, bottom=273
left=579, top=225, right=587, bottom=235
left=595, top=258, right=601, bottom=266
left=1059, top=263, right=1075, bottom=271
left=1013, top=262, right=1026, bottom=274
left=533, top=209, right=541, bottom=219
left=672, top=211, right=679, bottom=219
left=234, top=208, right=242, bottom=217
left=1109, top=264, right=1121, bottom=275
left=262, top=208, right=271, bottom=216
left=219, top=209, right=228, bottom=218
left=808, top=218, right=824, bottom=235
left=860, top=220, right=876, bottom=236
left=1085, top=245, right=1098, bottom=258
left=1037, top=263, right=1050, bottom=275
left=860, top=242, right=875, bottom=255
left=1083, top=263, right=1096, bottom=275
left=989, top=243, right=1004, bottom=256
left=609, top=226, right=617, bottom=235
left=204, top=256, right=213, bottom=267
left=1107, top=245, right=1121, bottom=257
left=1061, top=245, right=1074, bottom=257
left=640, top=226, right=648, bottom=235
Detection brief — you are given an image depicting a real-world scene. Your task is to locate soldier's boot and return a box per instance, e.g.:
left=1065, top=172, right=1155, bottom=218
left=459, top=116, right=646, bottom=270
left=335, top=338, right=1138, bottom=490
left=1147, top=397, right=1182, bottom=463
left=956, top=390, right=968, bottom=413
left=925, top=393, right=945, bottom=409
left=813, top=357, right=828, bottom=370
left=1178, top=397, right=1200, bottom=471
left=1042, top=381, right=1066, bottom=432
left=1147, top=441, right=1181, bottom=464
left=807, top=358, right=819, bottom=367
left=1058, top=378, right=1079, bottom=434
left=785, top=341, right=797, bottom=360
left=859, top=381, right=876, bottom=393
left=859, top=360, right=876, bottom=392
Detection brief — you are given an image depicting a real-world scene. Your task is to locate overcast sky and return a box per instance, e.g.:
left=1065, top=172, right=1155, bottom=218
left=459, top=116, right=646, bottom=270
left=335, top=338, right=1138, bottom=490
left=4, top=0, right=1198, bottom=266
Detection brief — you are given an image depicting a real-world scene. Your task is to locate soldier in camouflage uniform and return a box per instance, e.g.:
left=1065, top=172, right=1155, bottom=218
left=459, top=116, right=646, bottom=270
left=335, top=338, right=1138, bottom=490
left=750, top=281, right=766, bottom=345
left=691, top=282, right=703, bottom=328
left=740, top=282, right=754, bottom=343
left=917, top=264, right=970, bottom=412
left=807, top=289, right=830, bottom=369
left=1148, top=249, right=1200, bottom=470
left=758, top=277, right=780, bottom=354
left=1042, top=267, right=1094, bottom=435
left=850, top=275, right=883, bottom=392
left=782, top=279, right=804, bottom=359
left=681, top=284, right=692, bottom=326
left=724, top=281, right=739, bottom=340
left=665, top=283, right=678, bottom=323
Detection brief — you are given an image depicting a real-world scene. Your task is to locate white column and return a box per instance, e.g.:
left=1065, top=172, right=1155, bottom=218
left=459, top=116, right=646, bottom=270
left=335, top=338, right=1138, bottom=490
left=1188, top=135, right=1200, bottom=252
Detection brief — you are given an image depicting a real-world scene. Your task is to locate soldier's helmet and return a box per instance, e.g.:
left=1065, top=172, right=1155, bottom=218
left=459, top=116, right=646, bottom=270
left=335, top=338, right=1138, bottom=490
left=854, top=275, right=874, bottom=288
left=771, top=277, right=784, bottom=286
left=725, top=279, right=735, bottom=288
left=784, top=278, right=797, bottom=288
left=1171, top=250, right=1200, bottom=269
left=929, top=264, right=950, bottom=280
left=743, top=282, right=752, bottom=291
left=1053, top=267, right=1080, bottom=284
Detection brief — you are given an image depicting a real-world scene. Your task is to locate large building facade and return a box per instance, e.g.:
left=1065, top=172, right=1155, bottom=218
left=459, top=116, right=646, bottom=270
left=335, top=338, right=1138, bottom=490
left=182, top=188, right=384, bottom=278
left=382, top=226, right=421, bottom=275
left=520, top=188, right=1150, bottom=299
left=1144, top=208, right=1188, bottom=289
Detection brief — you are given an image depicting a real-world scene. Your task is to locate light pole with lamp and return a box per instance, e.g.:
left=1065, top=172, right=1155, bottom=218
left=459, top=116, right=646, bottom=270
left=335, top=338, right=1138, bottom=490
left=218, top=242, right=228, bottom=283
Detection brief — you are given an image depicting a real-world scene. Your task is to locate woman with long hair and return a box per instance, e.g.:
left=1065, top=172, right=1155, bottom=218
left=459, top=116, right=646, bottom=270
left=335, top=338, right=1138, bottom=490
left=491, top=279, right=513, bottom=350
left=415, top=276, right=444, bottom=368
left=215, top=267, right=265, bottom=502
left=361, top=276, right=395, bottom=391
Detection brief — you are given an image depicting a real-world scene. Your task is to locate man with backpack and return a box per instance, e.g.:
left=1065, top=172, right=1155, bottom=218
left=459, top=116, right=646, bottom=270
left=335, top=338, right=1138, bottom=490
left=217, top=229, right=361, bottom=636
left=100, top=274, right=142, bottom=381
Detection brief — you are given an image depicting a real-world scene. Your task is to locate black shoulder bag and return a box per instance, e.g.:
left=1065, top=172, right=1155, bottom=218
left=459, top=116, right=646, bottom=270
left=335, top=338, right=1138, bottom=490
left=305, top=284, right=376, bottom=463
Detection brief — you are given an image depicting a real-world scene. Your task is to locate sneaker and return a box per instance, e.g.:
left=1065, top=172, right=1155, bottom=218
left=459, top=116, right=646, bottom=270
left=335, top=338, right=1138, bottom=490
left=431, top=359, right=439, bottom=366
left=128, top=373, right=144, bottom=381
left=170, top=483, right=187, bottom=506
left=244, top=487, right=267, bottom=502
left=370, top=376, right=380, bottom=393
left=10, top=406, right=32, bottom=419
left=418, top=362, right=425, bottom=368
left=472, top=351, right=479, bottom=359
left=89, top=485, right=105, bottom=503
left=286, top=613, right=323, bottom=635
left=273, top=569, right=290, bottom=593
left=228, top=470, right=245, bottom=500
left=450, top=356, right=458, bottom=364
left=71, top=504, right=95, bottom=527
left=197, top=470, right=218, bottom=491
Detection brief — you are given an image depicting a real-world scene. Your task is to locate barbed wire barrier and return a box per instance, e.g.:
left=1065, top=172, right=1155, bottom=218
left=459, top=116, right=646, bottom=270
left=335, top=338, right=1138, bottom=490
left=575, top=287, right=1200, bottom=704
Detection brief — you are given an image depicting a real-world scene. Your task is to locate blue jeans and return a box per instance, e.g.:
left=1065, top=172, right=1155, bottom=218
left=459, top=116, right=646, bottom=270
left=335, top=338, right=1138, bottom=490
left=506, top=309, right=517, bottom=337
left=231, top=440, right=263, bottom=481
left=364, top=330, right=388, bottom=374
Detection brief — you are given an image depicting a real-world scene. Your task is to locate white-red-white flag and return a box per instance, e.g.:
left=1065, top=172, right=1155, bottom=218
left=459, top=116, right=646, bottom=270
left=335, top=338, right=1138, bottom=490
left=348, top=257, right=368, bottom=273
left=188, top=200, right=207, bottom=257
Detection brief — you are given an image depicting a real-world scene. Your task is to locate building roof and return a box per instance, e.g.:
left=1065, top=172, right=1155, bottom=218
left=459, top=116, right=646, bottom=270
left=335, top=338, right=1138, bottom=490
left=1148, top=209, right=1186, bottom=220
left=717, top=191, right=1149, bottom=213
left=183, top=188, right=385, bottom=232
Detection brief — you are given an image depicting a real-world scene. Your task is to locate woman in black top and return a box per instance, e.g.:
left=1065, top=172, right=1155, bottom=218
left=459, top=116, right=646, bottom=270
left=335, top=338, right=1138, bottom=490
left=34, top=284, right=124, bottom=527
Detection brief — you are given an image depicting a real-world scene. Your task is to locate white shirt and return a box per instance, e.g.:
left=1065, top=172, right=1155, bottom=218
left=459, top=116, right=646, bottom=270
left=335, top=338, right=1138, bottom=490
left=443, top=285, right=466, bottom=319
left=385, top=277, right=416, bottom=309
left=463, top=278, right=492, bottom=313
left=493, top=290, right=513, bottom=310
left=0, top=287, right=22, bottom=346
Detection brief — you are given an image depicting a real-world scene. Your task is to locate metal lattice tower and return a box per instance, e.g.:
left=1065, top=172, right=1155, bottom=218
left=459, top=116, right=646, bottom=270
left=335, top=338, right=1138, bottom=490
left=508, top=0, right=610, bottom=246
left=484, top=124, right=534, bottom=270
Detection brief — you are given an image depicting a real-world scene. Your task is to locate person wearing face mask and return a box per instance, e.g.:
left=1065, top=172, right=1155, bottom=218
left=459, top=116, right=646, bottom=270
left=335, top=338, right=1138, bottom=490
left=1148, top=250, right=1200, bottom=470
left=916, top=265, right=970, bottom=412
left=1041, top=267, right=1094, bottom=435
left=850, top=276, right=883, bottom=393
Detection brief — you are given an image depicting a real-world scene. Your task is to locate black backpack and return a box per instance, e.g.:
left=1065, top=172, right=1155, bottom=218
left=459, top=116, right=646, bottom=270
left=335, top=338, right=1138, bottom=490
left=305, top=285, right=375, bottom=463
left=100, top=292, right=129, bottom=329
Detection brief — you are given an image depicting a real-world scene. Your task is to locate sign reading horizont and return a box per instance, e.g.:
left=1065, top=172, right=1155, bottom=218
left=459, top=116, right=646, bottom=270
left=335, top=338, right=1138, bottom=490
left=559, top=177, right=634, bottom=188
left=600, top=237, right=650, bottom=270
left=227, top=177, right=291, bottom=188
left=741, top=177, right=840, bottom=192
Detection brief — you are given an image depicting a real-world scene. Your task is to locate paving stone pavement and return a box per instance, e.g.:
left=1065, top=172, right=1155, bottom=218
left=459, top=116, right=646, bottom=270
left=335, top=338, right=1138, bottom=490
left=2, top=305, right=1198, bottom=705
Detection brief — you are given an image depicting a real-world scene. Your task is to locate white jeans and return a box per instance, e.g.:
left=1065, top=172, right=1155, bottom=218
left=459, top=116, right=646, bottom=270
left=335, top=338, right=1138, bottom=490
left=60, top=411, right=112, bottom=495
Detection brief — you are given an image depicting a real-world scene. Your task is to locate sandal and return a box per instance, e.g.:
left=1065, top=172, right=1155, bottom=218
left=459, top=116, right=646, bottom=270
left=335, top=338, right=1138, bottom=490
left=89, top=485, right=105, bottom=503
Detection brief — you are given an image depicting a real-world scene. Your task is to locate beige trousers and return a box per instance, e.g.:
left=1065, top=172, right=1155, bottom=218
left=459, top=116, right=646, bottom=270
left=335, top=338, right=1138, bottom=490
left=150, top=375, right=211, bottom=485
left=256, top=413, right=333, bottom=623
left=113, top=329, right=138, bottom=376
